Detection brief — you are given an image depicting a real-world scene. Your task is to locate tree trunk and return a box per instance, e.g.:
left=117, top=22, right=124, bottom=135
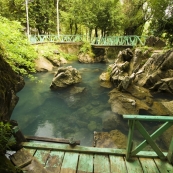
left=74, top=23, right=78, bottom=35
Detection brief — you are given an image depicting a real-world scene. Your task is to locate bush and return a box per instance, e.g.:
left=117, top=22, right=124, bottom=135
left=0, top=122, right=15, bottom=154
left=0, top=16, right=37, bottom=76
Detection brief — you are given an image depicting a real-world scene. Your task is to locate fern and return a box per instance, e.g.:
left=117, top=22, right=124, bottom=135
left=0, top=122, right=16, bottom=154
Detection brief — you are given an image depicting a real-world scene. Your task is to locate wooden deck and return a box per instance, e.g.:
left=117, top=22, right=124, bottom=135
left=10, top=141, right=173, bottom=173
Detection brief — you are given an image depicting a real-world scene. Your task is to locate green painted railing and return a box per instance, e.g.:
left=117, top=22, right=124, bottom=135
left=29, top=35, right=147, bottom=46
left=123, top=115, right=173, bottom=162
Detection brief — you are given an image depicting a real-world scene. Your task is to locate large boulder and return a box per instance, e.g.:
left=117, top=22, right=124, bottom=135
left=99, top=72, right=113, bottom=88
left=50, top=66, right=82, bottom=89
left=78, top=53, right=95, bottom=63
left=78, top=48, right=108, bottom=63
left=35, top=56, right=54, bottom=72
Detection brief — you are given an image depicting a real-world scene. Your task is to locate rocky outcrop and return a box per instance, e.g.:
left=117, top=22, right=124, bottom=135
left=50, top=66, right=82, bottom=89
left=78, top=53, right=95, bottom=63
left=99, top=72, right=113, bottom=88
left=104, top=48, right=173, bottom=115
left=145, top=36, right=166, bottom=48
left=93, top=130, right=127, bottom=148
left=110, top=48, right=135, bottom=89
left=0, top=48, right=24, bottom=120
left=135, top=49, right=173, bottom=93
left=78, top=48, right=108, bottom=63
left=35, top=57, right=54, bottom=72
left=109, top=48, right=173, bottom=94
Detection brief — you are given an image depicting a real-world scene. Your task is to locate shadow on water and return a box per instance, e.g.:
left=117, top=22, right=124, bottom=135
left=11, top=61, right=112, bottom=146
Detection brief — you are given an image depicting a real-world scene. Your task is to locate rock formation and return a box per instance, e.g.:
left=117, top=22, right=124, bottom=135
left=0, top=47, right=24, bottom=120
left=78, top=47, right=108, bottom=63
left=102, top=47, right=173, bottom=116
left=145, top=36, right=166, bottom=48
left=50, top=66, right=82, bottom=89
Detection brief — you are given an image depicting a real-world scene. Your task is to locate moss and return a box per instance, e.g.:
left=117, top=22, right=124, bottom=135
left=0, top=155, right=23, bottom=173
left=0, top=44, right=23, bottom=120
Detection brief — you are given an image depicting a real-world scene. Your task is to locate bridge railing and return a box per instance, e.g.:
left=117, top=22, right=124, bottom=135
left=123, top=115, right=173, bottom=163
left=30, top=35, right=147, bottom=46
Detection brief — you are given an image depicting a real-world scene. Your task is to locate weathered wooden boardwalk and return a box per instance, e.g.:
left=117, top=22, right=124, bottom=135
left=10, top=141, right=173, bottom=173
left=10, top=115, right=173, bottom=173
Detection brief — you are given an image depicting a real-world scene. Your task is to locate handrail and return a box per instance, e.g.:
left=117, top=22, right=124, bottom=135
left=29, top=35, right=147, bottom=46
left=123, top=115, right=173, bottom=162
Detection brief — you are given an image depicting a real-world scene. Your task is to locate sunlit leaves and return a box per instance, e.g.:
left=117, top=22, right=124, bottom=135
left=0, top=16, right=37, bottom=75
left=0, top=122, right=15, bottom=153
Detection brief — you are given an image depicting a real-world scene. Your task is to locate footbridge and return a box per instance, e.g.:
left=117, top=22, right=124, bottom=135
left=29, top=35, right=147, bottom=47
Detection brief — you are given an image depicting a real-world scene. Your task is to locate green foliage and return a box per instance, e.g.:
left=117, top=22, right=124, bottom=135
left=107, top=66, right=112, bottom=75
left=0, top=16, right=37, bottom=76
left=0, top=122, right=15, bottom=154
left=79, top=41, right=94, bottom=56
left=35, top=43, right=78, bottom=61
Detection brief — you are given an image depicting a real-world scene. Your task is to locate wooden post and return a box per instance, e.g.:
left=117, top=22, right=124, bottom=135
left=126, top=120, right=135, bottom=160
left=167, top=137, right=173, bottom=164
left=12, top=126, right=27, bottom=150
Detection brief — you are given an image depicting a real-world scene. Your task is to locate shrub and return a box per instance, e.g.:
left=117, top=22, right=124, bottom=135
left=0, top=16, right=37, bottom=76
left=0, top=122, right=15, bottom=154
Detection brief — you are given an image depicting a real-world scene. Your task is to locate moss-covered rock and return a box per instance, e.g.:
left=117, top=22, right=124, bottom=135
left=0, top=44, right=24, bottom=120
left=0, top=155, right=22, bottom=173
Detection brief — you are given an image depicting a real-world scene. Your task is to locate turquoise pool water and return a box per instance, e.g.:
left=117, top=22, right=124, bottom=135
left=11, top=62, right=112, bottom=146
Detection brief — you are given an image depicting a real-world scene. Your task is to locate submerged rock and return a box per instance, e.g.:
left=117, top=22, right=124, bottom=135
left=61, top=86, right=87, bottom=108
left=93, top=130, right=127, bottom=149
left=50, top=66, right=82, bottom=89
left=108, top=88, right=150, bottom=115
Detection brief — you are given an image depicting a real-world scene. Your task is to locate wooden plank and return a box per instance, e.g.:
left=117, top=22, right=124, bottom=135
left=135, top=121, right=166, bottom=160
left=24, top=148, right=36, bottom=156
left=60, top=152, right=79, bottom=173
left=154, top=158, right=173, bottom=173
left=25, top=135, right=80, bottom=145
left=125, top=157, right=143, bottom=173
left=22, top=142, right=126, bottom=155
left=136, top=151, right=167, bottom=158
left=109, top=155, right=127, bottom=173
left=34, top=149, right=50, bottom=166
left=77, top=154, right=93, bottom=173
left=10, top=148, right=32, bottom=168
left=139, top=158, right=160, bottom=173
left=94, top=154, right=110, bottom=173
left=132, top=122, right=172, bottom=156
left=123, top=115, right=173, bottom=122
left=22, top=157, right=48, bottom=173
left=45, top=151, right=65, bottom=173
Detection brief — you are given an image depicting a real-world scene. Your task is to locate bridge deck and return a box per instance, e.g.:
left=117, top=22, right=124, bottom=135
left=10, top=141, right=173, bottom=173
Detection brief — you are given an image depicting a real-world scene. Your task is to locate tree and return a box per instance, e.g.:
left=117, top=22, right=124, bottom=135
left=147, top=0, right=173, bottom=44
left=121, top=0, right=148, bottom=35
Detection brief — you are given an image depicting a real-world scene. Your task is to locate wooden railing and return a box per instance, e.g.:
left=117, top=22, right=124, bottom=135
left=123, top=115, right=173, bottom=163
left=29, top=35, right=147, bottom=46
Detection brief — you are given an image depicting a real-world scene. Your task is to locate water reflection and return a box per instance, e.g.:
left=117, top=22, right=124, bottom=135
left=35, top=120, right=55, bottom=138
